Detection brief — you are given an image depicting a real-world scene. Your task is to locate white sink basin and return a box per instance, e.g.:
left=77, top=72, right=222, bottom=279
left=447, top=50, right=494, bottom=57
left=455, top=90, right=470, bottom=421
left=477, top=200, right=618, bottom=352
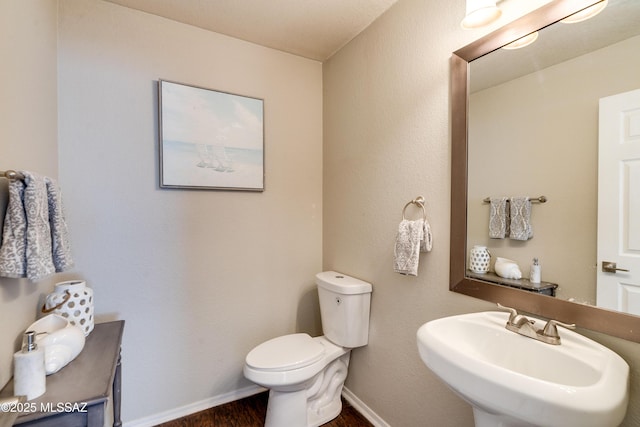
left=417, top=311, right=629, bottom=427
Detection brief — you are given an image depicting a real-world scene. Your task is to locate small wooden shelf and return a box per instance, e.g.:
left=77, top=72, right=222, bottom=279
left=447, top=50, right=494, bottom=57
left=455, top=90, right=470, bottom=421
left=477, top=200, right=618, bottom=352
left=467, top=271, right=558, bottom=297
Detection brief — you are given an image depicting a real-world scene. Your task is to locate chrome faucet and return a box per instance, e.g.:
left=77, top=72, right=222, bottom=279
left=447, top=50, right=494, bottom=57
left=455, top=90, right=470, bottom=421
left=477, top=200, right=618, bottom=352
left=497, top=304, right=575, bottom=345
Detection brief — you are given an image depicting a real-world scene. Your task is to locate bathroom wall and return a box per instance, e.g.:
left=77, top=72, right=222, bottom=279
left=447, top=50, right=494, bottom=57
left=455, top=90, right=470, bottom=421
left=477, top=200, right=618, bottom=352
left=0, top=0, right=59, bottom=389
left=323, top=0, right=485, bottom=424
left=56, top=0, right=323, bottom=423
left=468, top=34, right=640, bottom=303
left=323, top=0, right=640, bottom=426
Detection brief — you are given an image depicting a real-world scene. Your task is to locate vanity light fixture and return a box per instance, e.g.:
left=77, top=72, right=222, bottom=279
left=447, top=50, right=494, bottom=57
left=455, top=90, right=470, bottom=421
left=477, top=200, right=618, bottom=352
left=461, top=0, right=502, bottom=29
left=561, top=0, right=608, bottom=23
left=502, top=31, right=539, bottom=50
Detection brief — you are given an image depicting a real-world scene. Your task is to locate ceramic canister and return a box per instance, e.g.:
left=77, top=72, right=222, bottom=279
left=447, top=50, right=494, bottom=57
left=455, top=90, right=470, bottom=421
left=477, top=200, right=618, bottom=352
left=43, top=280, right=94, bottom=336
left=469, top=245, right=491, bottom=274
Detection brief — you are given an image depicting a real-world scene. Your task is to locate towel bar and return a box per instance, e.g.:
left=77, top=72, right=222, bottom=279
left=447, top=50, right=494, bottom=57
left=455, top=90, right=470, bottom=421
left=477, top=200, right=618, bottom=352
left=0, top=170, right=25, bottom=181
left=482, top=196, right=547, bottom=204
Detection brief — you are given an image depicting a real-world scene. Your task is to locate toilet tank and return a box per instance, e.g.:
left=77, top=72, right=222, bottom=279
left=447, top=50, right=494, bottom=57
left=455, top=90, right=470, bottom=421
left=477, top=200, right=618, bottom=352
left=316, top=271, right=372, bottom=348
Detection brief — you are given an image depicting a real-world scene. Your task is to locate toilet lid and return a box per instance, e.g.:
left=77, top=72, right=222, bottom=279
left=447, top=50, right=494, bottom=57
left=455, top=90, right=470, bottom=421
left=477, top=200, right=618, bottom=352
left=246, top=333, right=325, bottom=371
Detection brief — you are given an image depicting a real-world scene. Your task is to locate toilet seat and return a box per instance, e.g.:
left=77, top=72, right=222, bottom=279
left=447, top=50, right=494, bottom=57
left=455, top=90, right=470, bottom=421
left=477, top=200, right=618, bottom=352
left=246, top=333, right=325, bottom=371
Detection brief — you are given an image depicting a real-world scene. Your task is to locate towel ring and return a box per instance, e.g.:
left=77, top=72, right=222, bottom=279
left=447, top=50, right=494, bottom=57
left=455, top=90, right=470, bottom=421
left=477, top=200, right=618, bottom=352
left=402, top=196, right=426, bottom=221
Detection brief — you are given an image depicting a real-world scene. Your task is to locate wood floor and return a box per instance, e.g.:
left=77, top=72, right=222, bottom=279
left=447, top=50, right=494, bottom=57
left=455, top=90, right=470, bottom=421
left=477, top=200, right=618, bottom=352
left=156, top=391, right=373, bottom=427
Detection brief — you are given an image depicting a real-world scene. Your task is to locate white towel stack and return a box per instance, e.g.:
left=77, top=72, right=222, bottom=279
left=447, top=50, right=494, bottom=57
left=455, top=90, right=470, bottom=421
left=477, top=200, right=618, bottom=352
left=0, top=171, right=74, bottom=281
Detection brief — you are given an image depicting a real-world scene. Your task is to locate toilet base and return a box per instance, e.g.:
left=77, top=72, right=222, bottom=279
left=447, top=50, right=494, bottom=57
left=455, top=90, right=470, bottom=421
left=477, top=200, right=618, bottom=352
left=265, top=388, right=308, bottom=427
left=264, top=352, right=351, bottom=427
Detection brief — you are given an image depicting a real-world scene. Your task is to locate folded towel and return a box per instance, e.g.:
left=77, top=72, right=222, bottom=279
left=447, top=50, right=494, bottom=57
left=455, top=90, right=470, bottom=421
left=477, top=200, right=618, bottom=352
left=0, top=171, right=74, bottom=281
left=45, top=177, right=74, bottom=272
left=420, top=219, right=433, bottom=253
left=488, top=197, right=509, bottom=239
left=394, top=219, right=424, bottom=276
left=0, top=179, right=27, bottom=278
left=509, top=196, right=533, bottom=241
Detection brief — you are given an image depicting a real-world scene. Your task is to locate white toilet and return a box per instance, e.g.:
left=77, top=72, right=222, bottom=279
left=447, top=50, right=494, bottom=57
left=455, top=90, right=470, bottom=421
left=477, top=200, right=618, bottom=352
left=243, top=271, right=372, bottom=427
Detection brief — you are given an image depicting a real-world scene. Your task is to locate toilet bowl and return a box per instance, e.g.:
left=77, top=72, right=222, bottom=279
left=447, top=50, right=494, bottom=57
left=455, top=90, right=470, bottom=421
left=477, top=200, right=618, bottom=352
left=244, top=334, right=350, bottom=426
left=243, top=271, right=372, bottom=427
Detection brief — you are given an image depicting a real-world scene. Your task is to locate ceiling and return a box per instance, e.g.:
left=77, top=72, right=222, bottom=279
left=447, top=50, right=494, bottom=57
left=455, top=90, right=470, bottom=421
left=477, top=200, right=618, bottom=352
left=103, top=0, right=400, bottom=61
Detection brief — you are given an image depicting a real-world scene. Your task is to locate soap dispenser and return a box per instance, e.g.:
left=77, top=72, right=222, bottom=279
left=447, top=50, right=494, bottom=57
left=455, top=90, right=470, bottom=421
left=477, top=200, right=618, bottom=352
left=13, top=331, right=46, bottom=400
left=529, top=258, right=541, bottom=284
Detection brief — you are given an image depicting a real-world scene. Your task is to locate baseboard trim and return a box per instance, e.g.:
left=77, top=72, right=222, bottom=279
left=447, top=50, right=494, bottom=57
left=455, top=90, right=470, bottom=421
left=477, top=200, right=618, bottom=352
left=342, top=387, right=391, bottom=427
left=124, top=384, right=388, bottom=427
left=123, top=385, right=266, bottom=427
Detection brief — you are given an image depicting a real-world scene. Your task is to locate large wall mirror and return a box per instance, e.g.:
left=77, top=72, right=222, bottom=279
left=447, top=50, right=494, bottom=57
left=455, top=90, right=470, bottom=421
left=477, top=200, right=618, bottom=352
left=450, top=0, right=640, bottom=342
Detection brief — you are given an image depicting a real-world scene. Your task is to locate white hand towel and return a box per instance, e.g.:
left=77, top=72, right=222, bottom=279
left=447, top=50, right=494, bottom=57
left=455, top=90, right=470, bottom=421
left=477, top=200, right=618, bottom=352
left=489, top=197, right=508, bottom=239
left=509, top=196, right=533, bottom=241
left=0, top=178, right=27, bottom=278
left=394, top=219, right=424, bottom=276
left=420, top=219, right=433, bottom=253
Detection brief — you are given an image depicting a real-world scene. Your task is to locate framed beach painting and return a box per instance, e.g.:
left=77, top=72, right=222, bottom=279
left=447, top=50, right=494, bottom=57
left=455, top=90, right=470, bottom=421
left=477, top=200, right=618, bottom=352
left=158, top=80, right=265, bottom=191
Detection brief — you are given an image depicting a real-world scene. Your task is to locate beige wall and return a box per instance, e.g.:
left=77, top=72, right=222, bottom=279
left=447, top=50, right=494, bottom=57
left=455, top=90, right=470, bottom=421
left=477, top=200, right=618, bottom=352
left=2, top=0, right=323, bottom=423
left=323, top=0, right=640, bottom=426
left=323, top=0, right=480, bottom=425
left=0, top=0, right=59, bottom=388
left=468, top=35, right=640, bottom=303
left=57, top=0, right=323, bottom=422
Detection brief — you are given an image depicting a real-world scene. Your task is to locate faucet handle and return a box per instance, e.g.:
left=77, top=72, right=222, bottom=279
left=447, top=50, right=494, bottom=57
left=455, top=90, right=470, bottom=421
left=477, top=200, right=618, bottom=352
left=496, top=303, right=518, bottom=324
left=541, top=319, right=576, bottom=338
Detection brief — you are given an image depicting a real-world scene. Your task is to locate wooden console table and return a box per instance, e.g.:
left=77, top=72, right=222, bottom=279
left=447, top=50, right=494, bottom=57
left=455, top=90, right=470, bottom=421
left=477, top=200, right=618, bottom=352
left=0, top=320, right=125, bottom=427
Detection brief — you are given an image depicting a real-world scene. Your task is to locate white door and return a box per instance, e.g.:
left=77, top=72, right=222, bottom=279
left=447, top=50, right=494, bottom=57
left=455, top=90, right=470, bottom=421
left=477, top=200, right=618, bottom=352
left=597, top=88, right=640, bottom=314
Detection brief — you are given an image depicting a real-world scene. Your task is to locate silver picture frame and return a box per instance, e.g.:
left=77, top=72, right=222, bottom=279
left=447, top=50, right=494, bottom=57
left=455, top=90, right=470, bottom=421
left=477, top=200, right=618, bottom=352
left=158, top=80, right=265, bottom=191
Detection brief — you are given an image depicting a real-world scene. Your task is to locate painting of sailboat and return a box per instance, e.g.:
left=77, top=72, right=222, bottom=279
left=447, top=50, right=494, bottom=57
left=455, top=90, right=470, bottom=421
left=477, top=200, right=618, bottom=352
left=159, top=80, right=264, bottom=191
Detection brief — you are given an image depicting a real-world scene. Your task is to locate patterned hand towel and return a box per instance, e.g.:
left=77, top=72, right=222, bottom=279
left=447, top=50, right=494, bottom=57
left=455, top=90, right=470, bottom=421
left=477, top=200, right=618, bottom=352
left=509, top=196, right=533, bottom=241
left=0, top=172, right=74, bottom=281
left=420, top=219, right=433, bottom=253
left=46, top=177, right=74, bottom=272
left=394, top=219, right=425, bottom=276
left=489, top=197, right=509, bottom=239
left=0, top=179, right=27, bottom=278
left=23, top=171, right=56, bottom=280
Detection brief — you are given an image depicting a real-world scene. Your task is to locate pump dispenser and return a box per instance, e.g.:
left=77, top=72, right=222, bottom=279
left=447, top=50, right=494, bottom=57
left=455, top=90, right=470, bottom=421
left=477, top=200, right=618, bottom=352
left=13, top=331, right=46, bottom=400
left=530, top=258, right=541, bottom=284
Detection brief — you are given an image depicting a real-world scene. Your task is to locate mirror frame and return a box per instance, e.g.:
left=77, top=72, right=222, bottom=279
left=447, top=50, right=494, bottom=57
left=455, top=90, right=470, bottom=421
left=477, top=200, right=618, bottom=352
left=450, top=0, right=640, bottom=342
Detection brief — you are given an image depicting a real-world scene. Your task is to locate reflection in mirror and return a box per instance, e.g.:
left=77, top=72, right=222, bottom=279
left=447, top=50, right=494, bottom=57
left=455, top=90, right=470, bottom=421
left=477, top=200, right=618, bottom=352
left=450, top=0, right=640, bottom=342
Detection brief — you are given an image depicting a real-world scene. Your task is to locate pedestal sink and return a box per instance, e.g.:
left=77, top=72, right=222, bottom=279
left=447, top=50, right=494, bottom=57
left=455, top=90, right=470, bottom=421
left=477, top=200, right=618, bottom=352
left=417, top=311, right=629, bottom=427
